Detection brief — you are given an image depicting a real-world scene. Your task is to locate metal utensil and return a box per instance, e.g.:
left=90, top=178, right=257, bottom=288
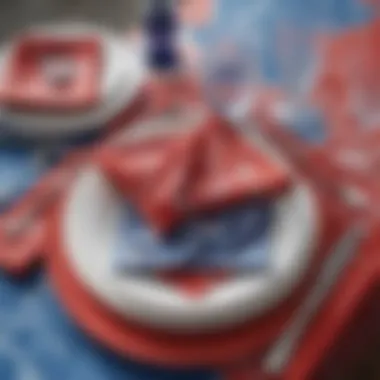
left=264, top=222, right=367, bottom=375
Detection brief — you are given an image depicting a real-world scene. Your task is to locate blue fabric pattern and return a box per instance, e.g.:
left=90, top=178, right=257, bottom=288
left=0, top=273, right=218, bottom=380
left=0, top=149, right=45, bottom=211
left=0, top=130, right=100, bottom=211
left=114, top=201, right=273, bottom=272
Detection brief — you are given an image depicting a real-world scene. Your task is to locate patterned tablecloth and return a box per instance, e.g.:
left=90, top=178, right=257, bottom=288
left=0, top=0, right=372, bottom=379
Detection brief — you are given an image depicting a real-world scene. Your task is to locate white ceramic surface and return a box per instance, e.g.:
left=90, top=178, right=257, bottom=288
left=0, top=23, right=145, bottom=139
left=58, top=113, right=320, bottom=333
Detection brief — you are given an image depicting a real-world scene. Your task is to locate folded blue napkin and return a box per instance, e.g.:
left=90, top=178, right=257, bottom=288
left=113, top=200, right=273, bottom=273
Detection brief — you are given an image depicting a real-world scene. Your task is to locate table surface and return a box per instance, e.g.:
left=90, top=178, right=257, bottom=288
left=0, top=1, right=373, bottom=379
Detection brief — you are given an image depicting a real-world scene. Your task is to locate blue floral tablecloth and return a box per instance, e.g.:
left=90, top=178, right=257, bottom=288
left=0, top=0, right=372, bottom=379
left=0, top=274, right=217, bottom=380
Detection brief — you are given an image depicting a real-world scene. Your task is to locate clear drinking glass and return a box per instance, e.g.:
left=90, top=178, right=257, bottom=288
left=263, top=0, right=370, bottom=142
left=200, top=35, right=259, bottom=121
left=184, top=0, right=372, bottom=138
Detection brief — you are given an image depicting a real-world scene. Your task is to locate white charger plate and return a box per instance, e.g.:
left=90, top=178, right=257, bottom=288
left=56, top=112, right=320, bottom=333
left=0, top=23, right=146, bottom=139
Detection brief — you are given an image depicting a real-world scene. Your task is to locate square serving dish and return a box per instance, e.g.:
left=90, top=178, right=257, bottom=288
left=1, top=35, right=102, bottom=112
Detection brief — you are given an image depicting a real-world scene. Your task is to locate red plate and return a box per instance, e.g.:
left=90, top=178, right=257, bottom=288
left=45, top=152, right=350, bottom=371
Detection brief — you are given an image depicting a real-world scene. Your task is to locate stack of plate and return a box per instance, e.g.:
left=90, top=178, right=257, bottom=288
left=47, top=107, right=320, bottom=367
left=0, top=23, right=145, bottom=140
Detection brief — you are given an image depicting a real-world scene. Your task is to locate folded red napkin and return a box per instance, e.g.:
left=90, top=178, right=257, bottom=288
left=99, top=115, right=291, bottom=234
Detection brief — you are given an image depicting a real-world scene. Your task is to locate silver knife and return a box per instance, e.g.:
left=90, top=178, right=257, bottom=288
left=264, top=222, right=367, bottom=375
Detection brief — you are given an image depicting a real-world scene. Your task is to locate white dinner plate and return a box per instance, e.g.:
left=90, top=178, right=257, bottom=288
left=56, top=112, right=320, bottom=333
